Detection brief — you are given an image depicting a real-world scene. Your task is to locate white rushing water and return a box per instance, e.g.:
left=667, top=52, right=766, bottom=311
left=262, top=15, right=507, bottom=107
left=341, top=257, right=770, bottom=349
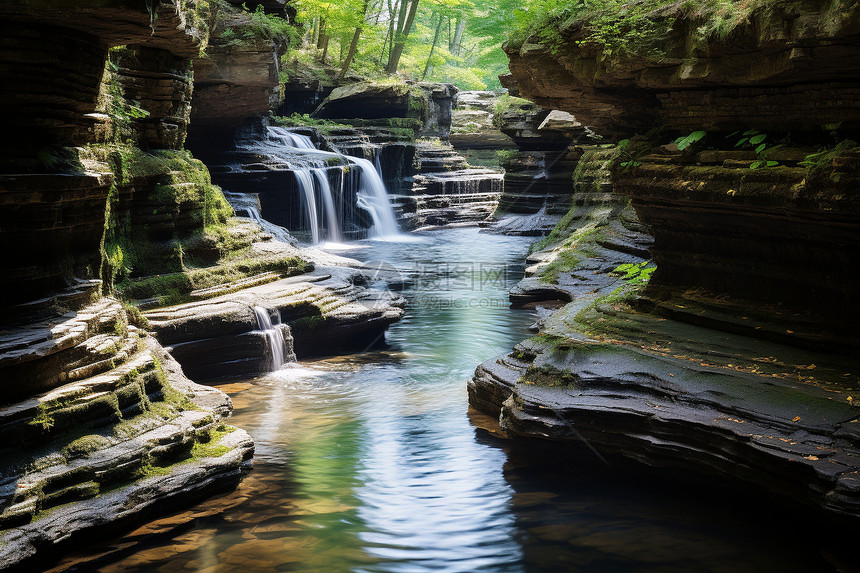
left=229, top=126, right=400, bottom=243
left=253, top=306, right=287, bottom=371
left=351, top=156, right=400, bottom=238
left=312, top=168, right=343, bottom=243
left=293, top=169, right=320, bottom=245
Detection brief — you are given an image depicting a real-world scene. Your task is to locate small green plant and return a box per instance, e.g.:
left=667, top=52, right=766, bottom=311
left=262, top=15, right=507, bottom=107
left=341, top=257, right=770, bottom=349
left=674, top=130, right=706, bottom=151
left=728, top=129, right=780, bottom=169
left=799, top=139, right=859, bottom=184
left=612, top=261, right=655, bottom=284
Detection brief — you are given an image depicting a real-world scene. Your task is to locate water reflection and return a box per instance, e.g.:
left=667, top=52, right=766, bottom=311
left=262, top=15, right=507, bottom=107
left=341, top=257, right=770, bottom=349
left=49, top=228, right=845, bottom=573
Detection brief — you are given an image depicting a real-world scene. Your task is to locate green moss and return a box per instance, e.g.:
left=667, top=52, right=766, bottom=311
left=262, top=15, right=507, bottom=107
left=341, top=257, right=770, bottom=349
left=520, top=365, right=577, bottom=388
left=492, top=94, right=534, bottom=127
left=116, top=253, right=308, bottom=305
left=539, top=250, right=582, bottom=284
left=61, top=435, right=112, bottom=460
left=190, top=426, right=236, bottom=459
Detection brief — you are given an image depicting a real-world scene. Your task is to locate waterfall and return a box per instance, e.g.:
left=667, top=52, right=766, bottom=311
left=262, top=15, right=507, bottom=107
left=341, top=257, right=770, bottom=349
left=253, top=306, right=286, bottom=371
left=231, top=125, right=400, bottom=241
left=312, top=168, right=343, bottom=243
left=294, top=169, right=320, bottom=244
left=374, top=153, right=383, bottom=178
left=351, top=156, right=400, bottom=238
left=269, top=127, right=316, bottom=150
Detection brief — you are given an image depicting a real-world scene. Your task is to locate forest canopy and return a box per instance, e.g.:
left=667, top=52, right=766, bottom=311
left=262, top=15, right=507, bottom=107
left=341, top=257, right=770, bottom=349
left=276, top=0, right=802, bottom=90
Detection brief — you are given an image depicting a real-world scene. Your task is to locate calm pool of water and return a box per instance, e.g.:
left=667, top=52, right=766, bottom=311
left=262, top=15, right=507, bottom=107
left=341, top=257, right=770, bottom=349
left=50, top=228, right=846, bottom=573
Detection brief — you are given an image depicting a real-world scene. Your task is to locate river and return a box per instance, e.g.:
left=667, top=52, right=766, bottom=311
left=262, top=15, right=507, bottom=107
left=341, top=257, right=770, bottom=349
left=50, top=227, right=841, bottom=573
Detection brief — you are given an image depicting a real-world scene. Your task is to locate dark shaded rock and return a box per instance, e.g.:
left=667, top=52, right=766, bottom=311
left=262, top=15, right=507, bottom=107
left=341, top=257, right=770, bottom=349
left=615, top=150, right=860, bottom=351
left=505, top=2, right=860, bottom=136
left=0, top=171, right=112, bottom=306
left=110, top=46, right=194, bottom=150
left=313, top=81, right=457, bottom=139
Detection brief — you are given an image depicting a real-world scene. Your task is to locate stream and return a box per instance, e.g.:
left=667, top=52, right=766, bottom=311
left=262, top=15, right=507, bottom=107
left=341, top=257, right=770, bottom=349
left=52, top=227, right=840, bottom=573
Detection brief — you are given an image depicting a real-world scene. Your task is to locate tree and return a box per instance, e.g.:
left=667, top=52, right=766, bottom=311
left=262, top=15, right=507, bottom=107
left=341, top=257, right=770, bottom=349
left=340, top=0, right=370, bottom=78
left=385, top=0, right=420, bottom=74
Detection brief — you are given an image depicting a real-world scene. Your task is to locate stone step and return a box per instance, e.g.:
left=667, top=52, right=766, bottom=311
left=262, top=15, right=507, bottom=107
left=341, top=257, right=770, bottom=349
left=189, top=271, right=282, bottom=300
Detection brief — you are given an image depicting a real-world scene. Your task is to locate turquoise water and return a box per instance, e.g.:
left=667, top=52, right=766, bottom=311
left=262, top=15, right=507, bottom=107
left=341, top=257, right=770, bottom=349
left=50, top=228, right=845, bottom=573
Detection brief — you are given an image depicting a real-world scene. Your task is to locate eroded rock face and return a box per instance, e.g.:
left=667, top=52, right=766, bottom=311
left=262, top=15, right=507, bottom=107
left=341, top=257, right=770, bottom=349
left=468, top=145, right=860, bottom=520
left=192, top=36, right=284, bottom=128
left=144, top=242, right=405, bottom=380
left=313, top=82, right=458, bottom=139
left=110, top=46, right=195, bottom=150
left=505, top=1, right=860, bottom=135
left=0, top=300, right=253, bottom=571
left=0, top=1, right=204, bottom=157
left=615, top=148, right=860, bottom=348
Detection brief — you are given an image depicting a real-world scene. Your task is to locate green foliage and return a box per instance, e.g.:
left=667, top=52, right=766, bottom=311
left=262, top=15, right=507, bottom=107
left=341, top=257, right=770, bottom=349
left=674, top=130, right=706, bottom=151
left=727, top=129, right=781, bottom=170
left=799, top=139, right=859, bottom=184
left=506, top=0, right=771, bottom=61
left=611, top=261, right=656, bottom=284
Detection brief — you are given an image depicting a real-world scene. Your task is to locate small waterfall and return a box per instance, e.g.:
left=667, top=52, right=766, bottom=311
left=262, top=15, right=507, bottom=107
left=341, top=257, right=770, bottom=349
left=374, top=153, right=383, bottom=178
left=269, top=128, right=316, bottom=150
left=312, top=168, right=343, bottom=243
left=253, top=306, right=286, bottom=371
left=294, top=169, right=320, bottom=244
left=351, top=156, right=400, bottom=238
left=231, top=126, right=400, bottom=241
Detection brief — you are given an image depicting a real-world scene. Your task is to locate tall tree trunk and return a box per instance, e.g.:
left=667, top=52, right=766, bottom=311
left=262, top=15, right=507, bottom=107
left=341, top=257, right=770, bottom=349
left=385, top=0, right=419, bottom=74
left=450, top=16, right=466, bottom=56
left=317, top=19, right=330, bottom=62
left=380, top=0, right=399, bottom=64
left=422, top=12, right=444, bottom=80
left=340, top=0, right=370, bottom=80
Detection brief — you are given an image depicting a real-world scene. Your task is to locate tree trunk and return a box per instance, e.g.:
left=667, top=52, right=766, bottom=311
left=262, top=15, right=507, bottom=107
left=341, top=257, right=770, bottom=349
left=317, top=19, right=329, bottom=62
left=385, top=0, right=419, bottom=74
left=339, top=0, right=370, bottom=80
left=380, top=0, right=398, bottom=63
left=451, top=16, right=466, bottom=56
left=422, top=12, right=443, bottom=80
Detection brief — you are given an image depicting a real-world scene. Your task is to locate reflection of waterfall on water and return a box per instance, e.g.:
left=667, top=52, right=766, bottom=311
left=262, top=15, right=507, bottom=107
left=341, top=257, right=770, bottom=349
left=253, top=306, right=287, bottom=371
left=351, top=156, right=400, bottom=238
left=312, top=168, right=343, bottom=243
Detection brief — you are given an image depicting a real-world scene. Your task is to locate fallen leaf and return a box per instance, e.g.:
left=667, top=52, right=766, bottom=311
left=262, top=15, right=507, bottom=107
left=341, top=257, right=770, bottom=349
left=792, top=416, right=801, bottom=422
left=804, top=455, right=819, bottom=461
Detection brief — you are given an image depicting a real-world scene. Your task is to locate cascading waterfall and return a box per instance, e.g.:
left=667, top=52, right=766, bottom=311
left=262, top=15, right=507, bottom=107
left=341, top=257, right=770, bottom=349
left=351, top=156, right=400, bottom=237
left=312, top=168, right=343, bottom=243
left=293, top=169, right=320, bottom=245
left=231, top=125, right=400, bottom=242
left=374, top=153, right=383, bottom=178
left=253, top=306, right=286, bottom=371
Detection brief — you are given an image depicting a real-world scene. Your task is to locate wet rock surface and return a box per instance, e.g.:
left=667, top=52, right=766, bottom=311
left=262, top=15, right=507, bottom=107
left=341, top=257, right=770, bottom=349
left=393, top=140, right=503, bottom=230
left=145, top=239, right=405, bottom=379
left=0, top=301, right=253, bottom=572
left=470, top=142, right=860, bottom=521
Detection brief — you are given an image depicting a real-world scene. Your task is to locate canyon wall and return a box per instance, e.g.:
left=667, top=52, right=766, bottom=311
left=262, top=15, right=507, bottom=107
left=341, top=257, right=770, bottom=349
left=470, top=0, right=860, bottom=523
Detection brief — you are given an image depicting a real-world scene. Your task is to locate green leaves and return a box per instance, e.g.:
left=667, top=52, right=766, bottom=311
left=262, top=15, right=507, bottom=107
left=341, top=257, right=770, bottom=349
left=674, top=130, right=706, bottom=151
left=612, top=261, right=656, bottom=284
